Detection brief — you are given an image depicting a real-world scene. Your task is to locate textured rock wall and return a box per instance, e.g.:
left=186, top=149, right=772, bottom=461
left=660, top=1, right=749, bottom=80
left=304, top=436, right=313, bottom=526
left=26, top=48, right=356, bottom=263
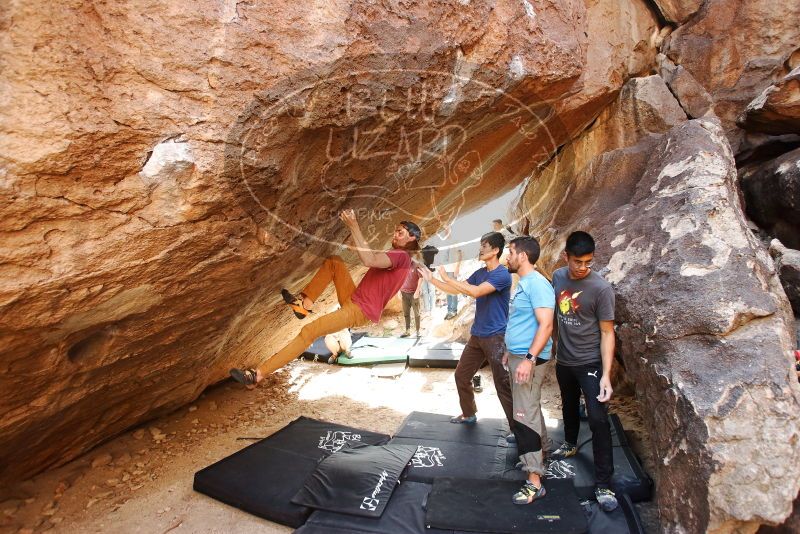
left=0, top=0, right=660, bottom=486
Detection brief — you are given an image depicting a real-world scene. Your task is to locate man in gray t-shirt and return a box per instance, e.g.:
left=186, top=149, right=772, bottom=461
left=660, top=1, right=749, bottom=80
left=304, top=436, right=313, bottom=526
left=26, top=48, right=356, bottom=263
left=550, top=231, right=619, bottom=512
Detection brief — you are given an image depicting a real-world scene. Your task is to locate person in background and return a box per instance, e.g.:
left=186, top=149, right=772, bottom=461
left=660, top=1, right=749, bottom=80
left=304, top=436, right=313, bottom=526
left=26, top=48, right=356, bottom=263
left=443, top=246, right=463, bottom=320
left=399, top=265, right=422, bottom=337
left=419, top=245, right=439, bottom=314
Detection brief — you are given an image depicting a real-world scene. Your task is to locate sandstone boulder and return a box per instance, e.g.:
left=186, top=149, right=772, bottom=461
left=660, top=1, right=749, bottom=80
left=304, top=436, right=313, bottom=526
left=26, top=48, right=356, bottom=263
left=0, top=0, right=660, bottom=486
left=522, top=116, right=800, bottom=532
left=770, top=240, right=800, bottom=315
left=657, top=53, right=715, bottom=119
left=740, top=67, right=800, bottom=136
left=739, top=147, right=800, bottom=249
left=650, top=0, right=703, bottom=24
left=601, top=121, right=799, bottom=533
left=516, top=74, right=687, bottom=265
left=664, top=0, right=800, bottom=152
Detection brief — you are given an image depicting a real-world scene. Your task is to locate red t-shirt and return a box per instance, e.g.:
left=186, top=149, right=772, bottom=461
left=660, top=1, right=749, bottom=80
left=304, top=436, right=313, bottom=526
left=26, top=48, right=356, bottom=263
left=351, top=249, right=412, bottom=322
left=400, top=268, right=421, bottom=294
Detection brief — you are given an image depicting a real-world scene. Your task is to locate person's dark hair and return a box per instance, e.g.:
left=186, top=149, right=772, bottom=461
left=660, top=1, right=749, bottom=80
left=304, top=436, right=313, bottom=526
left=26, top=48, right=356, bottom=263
left=510, top=236, right=540, bottom=265
left=421, top=245, right=439, bottom=268
left=492, top=219, right=503, bottom=225
left=399, top=221, right=421, bottom=251
left=565, top=231, right=595, bottom=256
left=481, top=231, right=505, bottom=259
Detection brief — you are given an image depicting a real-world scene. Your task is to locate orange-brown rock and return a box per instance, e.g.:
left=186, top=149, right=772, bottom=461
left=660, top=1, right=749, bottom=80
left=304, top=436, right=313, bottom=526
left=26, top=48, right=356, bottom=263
left=0, top=0, right=660, bottom=486
left=664, top=0, right=800, bottom=152
left=519, top=108, right=800, bottom=531
left=740, top=66, right=800, bottom=136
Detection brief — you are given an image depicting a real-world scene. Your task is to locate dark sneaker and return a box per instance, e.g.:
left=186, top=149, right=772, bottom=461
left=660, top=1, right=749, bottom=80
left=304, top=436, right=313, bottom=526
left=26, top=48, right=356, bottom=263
left=472, top=375, right=483, bottom=392
left=512, top=481, right=546, bottom=505
left=281, top=289, right=311, bottom=320
left=550, top=442, right=577, bottom=460
left=595, top=488, right=618, bottom=511
left=449, top=414, right=477, bottom=424
left=327, top=354, right=338, bottom=364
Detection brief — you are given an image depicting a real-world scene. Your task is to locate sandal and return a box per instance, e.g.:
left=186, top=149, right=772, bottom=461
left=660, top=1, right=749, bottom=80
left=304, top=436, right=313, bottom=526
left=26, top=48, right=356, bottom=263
left=281, top=289, right=312, bottom=320
left=230, top=367, right=258, bottom=389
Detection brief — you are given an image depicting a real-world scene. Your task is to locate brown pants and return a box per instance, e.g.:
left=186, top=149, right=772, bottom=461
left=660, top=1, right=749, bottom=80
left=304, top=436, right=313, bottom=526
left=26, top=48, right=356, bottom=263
left=454, top=333, right=514, bottom=428
left=257, top=256, right=369, bottom=375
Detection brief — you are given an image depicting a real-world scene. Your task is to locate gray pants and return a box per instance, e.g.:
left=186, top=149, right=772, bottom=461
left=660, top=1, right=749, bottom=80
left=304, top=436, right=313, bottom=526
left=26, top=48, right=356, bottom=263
left=508, top=354, right=551, bottom=476
left=401, top=291, right=420, bottom=333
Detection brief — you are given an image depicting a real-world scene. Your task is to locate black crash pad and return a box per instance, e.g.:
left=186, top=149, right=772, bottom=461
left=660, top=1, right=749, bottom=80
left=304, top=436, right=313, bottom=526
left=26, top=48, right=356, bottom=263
left=194, top=445, right=317, bottom=528
left=584, top=492, right=645, bottom=534
left=193, top=418, right=390, bottom=527
left=295, top=481, right=451, bottom=534
left=390, top=436, right=522, bottom=483
left=393, top=411, right=509, bottom=448
left=426, top=477, right=587, bottom=533
left=292, top=443, right=419, bottom=519
left=541, top=414, right=652, bottom=502
left=256, top=416, right=391, bottom=461
left=407, top=339, right=465, bottom=368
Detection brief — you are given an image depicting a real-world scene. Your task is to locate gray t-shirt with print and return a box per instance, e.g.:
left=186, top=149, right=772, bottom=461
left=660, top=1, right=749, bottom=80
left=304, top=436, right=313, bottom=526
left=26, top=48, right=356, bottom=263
left=551, top=267, right=615, bottom=366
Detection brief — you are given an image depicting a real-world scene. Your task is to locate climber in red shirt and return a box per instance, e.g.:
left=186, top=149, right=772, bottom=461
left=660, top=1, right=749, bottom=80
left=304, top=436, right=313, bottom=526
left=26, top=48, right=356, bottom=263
left=230, top=209, right=421, bottom=387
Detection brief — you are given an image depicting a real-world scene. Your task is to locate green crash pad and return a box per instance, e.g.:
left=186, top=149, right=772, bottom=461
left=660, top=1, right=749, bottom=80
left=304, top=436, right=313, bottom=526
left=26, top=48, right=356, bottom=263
left=336, top=336, right=419, bottom=366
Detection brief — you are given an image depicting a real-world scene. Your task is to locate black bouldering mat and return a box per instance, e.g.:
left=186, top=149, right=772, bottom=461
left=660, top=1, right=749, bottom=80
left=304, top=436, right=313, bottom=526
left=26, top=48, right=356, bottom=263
left=299, top=332, right=366, bottom=362
left=390, top=436, right=522, bottom=483
left=408, top=339, right=465, bottom=368
left=255, top=416, right=390, bottom=461
left=540, top=414, right=652, bottom=502
left=194, top=446, right=318, bottom=528
left=194, top=418, right=390, bottom=527
left=393, top=411, right=509, bottom=448
left=294, top=481, right=451, bottom=534
left=426, top=477, right=587, bottom=533
left=584, top=492, right=645, bottom=534
left=292, top=443, right=419, bottom=518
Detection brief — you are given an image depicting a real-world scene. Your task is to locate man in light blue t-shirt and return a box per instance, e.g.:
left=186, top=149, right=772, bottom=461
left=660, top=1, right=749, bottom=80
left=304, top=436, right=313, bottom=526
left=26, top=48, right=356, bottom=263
left=503, top=236, right=555, bottom=505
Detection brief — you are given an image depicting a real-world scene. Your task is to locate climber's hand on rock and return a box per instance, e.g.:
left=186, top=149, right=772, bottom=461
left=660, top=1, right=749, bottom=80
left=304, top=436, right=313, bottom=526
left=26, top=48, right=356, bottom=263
left=339, top=209, right=358, bottom=229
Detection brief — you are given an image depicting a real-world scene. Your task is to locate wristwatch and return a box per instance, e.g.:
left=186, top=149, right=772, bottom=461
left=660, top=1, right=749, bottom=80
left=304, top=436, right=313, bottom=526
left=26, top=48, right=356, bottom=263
left=525, top=352, right=535, bottom=361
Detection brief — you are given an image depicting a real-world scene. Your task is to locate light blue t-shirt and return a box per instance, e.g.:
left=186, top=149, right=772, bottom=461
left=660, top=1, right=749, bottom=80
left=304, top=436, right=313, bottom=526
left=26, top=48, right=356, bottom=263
left=505, top=270, right=555, bottom=357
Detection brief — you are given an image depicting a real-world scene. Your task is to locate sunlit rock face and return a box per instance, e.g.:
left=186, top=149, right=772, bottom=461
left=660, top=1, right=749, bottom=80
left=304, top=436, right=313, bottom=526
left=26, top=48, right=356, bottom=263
left=0, top=0, right=660, bottom=486
left=518, top=108, right=800, bottom=531
left=663, top=0, right=800, bottom=153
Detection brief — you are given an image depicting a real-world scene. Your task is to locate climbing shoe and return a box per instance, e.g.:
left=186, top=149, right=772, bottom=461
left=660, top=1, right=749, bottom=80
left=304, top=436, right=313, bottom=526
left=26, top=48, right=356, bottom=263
left=550, top=442, right=577, bottom=460
left=512, top=481, right=546, bottom=505
left=595, top=487, right=618, bottom=511
left=449, top=414, right=477, bottom=424
left=281, top=288, right=311, bottom=319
